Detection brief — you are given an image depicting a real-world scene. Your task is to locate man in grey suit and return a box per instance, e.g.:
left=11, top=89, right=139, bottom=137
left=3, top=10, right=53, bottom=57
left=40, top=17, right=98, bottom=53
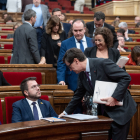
left=22, top=0, right=51, bottom=52
left=11, top=9, right=40, bottom=64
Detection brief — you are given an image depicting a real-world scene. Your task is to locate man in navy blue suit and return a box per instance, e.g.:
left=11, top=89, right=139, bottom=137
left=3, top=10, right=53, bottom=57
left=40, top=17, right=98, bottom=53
left=12, top=77, right=58, bottom=123
left=57, top=19, right=94, bottom=91
left=52, top=8, right=71, bottom=36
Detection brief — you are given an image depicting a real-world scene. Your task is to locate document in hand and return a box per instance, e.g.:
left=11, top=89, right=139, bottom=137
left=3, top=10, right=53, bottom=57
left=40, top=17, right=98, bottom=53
left=62, top=114, right=98, bottom=120
left=93, top=80, right=123, bottom=106
left=116, top=56, right=129, bottom=68
left=41, top=117, right=66, bottom=122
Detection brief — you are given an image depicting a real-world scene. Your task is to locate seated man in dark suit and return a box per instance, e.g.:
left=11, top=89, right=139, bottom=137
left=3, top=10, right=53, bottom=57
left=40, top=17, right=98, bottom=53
left=12, top=77, right=58, bottom=123
left=59, top=48, right=137, bottom=140
left=52, top=8, right=71, bottom=36
left=86, top=11, right=118, bottom=48
left=118, top=22, right=135, bottom=34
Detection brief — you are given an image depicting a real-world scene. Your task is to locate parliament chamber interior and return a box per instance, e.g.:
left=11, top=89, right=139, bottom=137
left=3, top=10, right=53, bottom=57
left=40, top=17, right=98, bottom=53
left=0, top=0, right=139, bottom=139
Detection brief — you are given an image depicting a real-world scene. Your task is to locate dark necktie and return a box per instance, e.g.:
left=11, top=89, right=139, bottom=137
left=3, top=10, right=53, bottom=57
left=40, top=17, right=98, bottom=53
left=85, top=72, right=93, bottom=91
left=32, top=102, right=39, bottom=120
left=79, top=40, right=84, bottom=52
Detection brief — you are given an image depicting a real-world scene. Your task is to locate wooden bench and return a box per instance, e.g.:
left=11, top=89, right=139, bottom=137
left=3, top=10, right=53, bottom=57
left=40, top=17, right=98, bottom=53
left=125, top=65, right=140, bottom=73
left=125, top=42, right=140, bottom=50
left=0, top=64, right=57, bottom=84
left=120, top=52, right=131, bottom=57
left=0, top=85, right=72, bottom=124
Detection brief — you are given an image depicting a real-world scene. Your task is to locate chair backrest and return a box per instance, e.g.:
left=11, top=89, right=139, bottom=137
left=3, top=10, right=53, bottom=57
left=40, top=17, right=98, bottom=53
left=5, top=95, right=49, bottom=124
left=3, top=72, right=42, bottom=85
left=129, top=73, right=140, bottom=85
left=4, top=44, right=13, bottom=49
left=0, top=56, right=5, bottom=64
left=0, top=99, right=3, bottom=124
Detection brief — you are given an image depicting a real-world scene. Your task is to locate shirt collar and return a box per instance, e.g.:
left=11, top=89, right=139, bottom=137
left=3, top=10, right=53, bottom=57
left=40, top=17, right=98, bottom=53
left=26, top=98, right=38, bottom=106
left=33, top=4, right=40, bottom=8
left=24, top=21, right=32, bottom=26
left=94, top=23, right=104, bottom=29
left=85, top=58, right=90, bottom=72
left=74, top=35, right=86, bottom=43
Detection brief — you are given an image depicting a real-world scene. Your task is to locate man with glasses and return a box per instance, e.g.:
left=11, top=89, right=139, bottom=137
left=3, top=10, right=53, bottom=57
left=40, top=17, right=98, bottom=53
left=12, top=77, right=58, bottom=123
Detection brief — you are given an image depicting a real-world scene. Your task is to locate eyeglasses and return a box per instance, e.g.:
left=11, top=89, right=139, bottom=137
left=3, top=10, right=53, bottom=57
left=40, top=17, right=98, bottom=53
left=31, top=84, right=40, bottom=90
left=67, top=61, right=73, bottom=69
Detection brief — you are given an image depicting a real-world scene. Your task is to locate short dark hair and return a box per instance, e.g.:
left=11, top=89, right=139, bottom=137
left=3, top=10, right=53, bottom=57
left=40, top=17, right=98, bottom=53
left=72, top=19, right=86, bottom=28
left=94, top=27, right=113, bottom=48
left=93, top=11, right=105, bottom=21
left=24, top=9, right=36, bottom=21
left=117, top=28, right=125, bottom=36
left=20, top=77, right=37, bottom=97
left=52, top=8, right=61, bottom=15
left=2, top=12, right=8, bottom=19
left=116, top=16, right=120, bottom=19
left=131, top=46, right=140, bottom=63
left=135, top=22, right=140, bottom=28
left=63, top=48, right=86, bottom=64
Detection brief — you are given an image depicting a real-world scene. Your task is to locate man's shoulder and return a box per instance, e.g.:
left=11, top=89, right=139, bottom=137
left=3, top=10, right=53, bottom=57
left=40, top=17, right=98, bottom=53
left=25, top=4, right=32, bottom=8
left=62, top=36, right=74, bottom=44
left=104, top=22, right=115, bottom=30
left=63, top=22, right=71, bottom=27
left=13, top=98, right=25, bottom=106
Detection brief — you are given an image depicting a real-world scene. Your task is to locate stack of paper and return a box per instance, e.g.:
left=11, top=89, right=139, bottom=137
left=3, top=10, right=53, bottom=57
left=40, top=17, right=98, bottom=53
left=62, top=114, right=98, bottom=120
left=116, top=56, right=129, bottom=68
left=41, top=117, right=66, bottom=122
left=93, top=80, right=123, bottom=106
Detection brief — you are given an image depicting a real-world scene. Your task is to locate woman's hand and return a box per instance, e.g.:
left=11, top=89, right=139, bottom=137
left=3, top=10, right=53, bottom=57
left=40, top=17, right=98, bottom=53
left=39, top=57, right=46, bottom=64
left=57, top=42, right=61, bottom=47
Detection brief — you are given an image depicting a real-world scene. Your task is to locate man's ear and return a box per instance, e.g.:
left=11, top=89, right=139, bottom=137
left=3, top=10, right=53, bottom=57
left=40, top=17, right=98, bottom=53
left=24, top=90, right=28, bottom=97
left=74, top=58, right=79, bottom=64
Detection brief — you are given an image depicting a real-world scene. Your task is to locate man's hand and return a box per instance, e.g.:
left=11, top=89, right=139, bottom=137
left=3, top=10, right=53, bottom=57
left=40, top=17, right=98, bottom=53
left=100, top=97, right=117, bottom=106
left=39, top=57, right=46, bottom=64
left=59, top=81, right=66, bottom=85
left=58, top=112, right=65, bottom=118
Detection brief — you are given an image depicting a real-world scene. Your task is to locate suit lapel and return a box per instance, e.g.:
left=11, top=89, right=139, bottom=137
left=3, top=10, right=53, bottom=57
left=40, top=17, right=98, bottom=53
left=38, top=99, right=46, bottom=118
left=70, top=36, right=77, bottom=48
left=22, top=99, right=34, bottom=120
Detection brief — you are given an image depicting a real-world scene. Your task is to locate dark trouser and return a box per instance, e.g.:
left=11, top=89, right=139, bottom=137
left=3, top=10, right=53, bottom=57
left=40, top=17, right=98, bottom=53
left=0, top=3, right=6, bottom=10
left=35, top=27, right=44, bottom=53
left=108, top=120, right=130, bottom=140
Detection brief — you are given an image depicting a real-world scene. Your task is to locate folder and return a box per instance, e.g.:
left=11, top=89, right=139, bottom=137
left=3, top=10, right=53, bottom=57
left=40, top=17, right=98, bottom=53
left=93, top=80, right=123, bottom=106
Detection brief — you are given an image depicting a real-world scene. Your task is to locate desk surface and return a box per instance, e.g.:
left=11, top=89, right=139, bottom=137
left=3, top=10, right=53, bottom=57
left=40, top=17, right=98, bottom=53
left=0, top=116, right=113, bottom=140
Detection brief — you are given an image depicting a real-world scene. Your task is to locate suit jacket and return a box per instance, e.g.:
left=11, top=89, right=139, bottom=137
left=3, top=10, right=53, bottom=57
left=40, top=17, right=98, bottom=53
left=86, top=21, right=118, bottom=48
left=21, top=0, right=33, bottom=12
left=62, top=22, right=71, bottom=36
left=57, top=36, right=94, bottom=91
left=41, top=31, right=67, bottom=65
left=22, top=4, right=50, bottom=26
left=12, top=98, right=58, bottom=123
left=84, top=46, right=120, bottom=63
left=11, top=23, right=40, bottom=64
left=0, top=71, right=10, bottom=86
left=65, top=58, right=137, bottom=125
left=128, top=29, right=135, bottom=34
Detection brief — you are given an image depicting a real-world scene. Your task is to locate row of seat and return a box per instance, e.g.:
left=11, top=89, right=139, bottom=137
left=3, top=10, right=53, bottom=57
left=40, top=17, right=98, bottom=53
left=0, top=95, right=49, bottom=124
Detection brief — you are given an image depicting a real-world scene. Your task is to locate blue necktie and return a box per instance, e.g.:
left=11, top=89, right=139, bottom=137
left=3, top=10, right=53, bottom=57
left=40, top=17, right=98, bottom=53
left=32, top=102, right=39, bottom=120
left=79, top=40, right=84, bottom=52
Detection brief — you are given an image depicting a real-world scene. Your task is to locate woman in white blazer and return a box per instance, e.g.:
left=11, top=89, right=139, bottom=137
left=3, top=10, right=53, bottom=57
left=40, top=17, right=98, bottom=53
left=6, top=0, right=21, bottom=12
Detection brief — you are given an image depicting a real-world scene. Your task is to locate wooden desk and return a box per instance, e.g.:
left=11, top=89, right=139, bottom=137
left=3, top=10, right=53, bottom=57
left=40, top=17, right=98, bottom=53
left=120, top=52, right=131, bottom=57
left=125, top=65, right=140, bottom=73
left=0, top=116, right=113, bottom=140
left=0, top=64, right=57, bottom=84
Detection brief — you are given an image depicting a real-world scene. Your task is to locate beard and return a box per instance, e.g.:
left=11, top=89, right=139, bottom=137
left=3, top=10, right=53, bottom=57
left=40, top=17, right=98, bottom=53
left=28, top=91, right=41, bottom=100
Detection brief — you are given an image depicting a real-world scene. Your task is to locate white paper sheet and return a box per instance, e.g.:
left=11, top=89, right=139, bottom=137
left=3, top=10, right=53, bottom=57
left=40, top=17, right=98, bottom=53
left=116, top=56, right=129, bottom=68
left=62, top=114, right=98, bottom=120
left=93, top=80, right=123, bottom=106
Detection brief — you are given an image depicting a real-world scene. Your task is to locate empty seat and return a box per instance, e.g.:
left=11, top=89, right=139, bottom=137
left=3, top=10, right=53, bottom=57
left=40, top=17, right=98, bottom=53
left=4, top=44, right=13, bottom=49
left=5, top=95, right=49, bottom=123
left=3, top=72, right=42, bottom=85
left=129, top=73, right=140, bottom=85
left=2, top=29, right=13, bottom=31
left=1, top=35, right=7, bottom=39
left=0, top=56, right=5, bottom=64
left=0, top=99, right=3, bottom=124
left=7, top=56, right=11, bottom=64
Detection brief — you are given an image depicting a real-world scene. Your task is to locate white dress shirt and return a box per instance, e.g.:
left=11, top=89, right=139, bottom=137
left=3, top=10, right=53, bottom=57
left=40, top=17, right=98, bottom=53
left=74, top=35, right=87, bottom=50
left=26, top=98, right=43, bottom=120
